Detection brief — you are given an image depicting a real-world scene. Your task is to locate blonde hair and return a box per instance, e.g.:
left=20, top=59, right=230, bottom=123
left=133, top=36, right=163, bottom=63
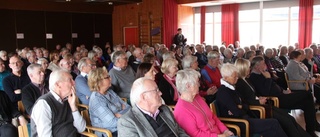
left=88, top=67, right=108, bottom=91
left=161, top=58, right=178, bottom=74
left=234, top=58, right=250, bottom=78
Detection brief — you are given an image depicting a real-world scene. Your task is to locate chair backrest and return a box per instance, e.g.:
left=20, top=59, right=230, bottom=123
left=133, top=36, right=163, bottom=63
left=209, top=101, right=220, bottom=116
left=18, top=123, right=31, bottom=137
left=284, top=72, right=290, bottom=88
left=77, top=104, right=91, bottom=126
left=18, top=101, right=26, bottom=114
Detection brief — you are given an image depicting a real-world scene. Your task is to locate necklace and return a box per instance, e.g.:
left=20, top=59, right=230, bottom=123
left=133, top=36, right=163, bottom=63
left=190, top=99, right=214, bottom=131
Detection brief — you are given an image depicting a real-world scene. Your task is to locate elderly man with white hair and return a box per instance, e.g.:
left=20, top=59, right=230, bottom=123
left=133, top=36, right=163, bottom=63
left=31, top=69, right=86, bottom=137
left=59, top=58, right=77, bottom=80
left=117, top=77, right=189, bottom=137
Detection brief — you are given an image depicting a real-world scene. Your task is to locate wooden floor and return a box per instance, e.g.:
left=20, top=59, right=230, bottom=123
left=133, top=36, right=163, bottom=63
left=291, top=109, right=320, bottom=136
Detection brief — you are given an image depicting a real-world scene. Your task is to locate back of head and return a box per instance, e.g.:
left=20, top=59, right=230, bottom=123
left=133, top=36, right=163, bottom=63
left=235, top=58, right=250, bottom=78
left=136, top=63, right=153, bottom=79
left=176, top=69, right=200, bottom=93
left=220, top=63, right=238, bottom=78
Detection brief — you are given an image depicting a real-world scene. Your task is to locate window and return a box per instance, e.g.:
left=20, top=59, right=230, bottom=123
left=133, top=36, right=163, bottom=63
left=289, top=7, right=299, bottom=45
left=239, top=9, right=260, bottom=47
left=205, top=12, right=213, bottom=45
left=213, top=12, right=221, bottom=45
left=194, top=13, right=201, bottom=44
left=263, top=8, right=289, bottom=47
left=313, top=5, right=320, bottom=44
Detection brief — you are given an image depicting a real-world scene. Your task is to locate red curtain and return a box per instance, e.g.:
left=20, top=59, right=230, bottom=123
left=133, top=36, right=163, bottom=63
left=200, top=6, right=206, bottom=43
left=221, top=4, right=239, bottom=46
left=163, top=0, right=178, bottom=48
left=298, top=0, right=313, bottom=49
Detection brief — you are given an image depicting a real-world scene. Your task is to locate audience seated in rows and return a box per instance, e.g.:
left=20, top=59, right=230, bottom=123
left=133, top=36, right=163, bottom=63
left=235, top=59, right=311, bottom=137
left=249, top=56, right=320, bottom=137
left=216, top=63, right=287, bottom=137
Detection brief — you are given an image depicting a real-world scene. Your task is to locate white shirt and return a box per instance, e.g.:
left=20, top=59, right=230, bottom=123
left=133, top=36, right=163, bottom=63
left=31, top=90, right=86, bottom=137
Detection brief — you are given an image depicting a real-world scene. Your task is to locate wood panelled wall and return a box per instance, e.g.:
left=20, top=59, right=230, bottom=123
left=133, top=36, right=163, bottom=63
left=112, top=0, right=163, bottom=46
left=178, top=5, right=194, bottom=28
left=0, top=9, right=112, bottom=52
left=177, top=0, right=216, bottom=4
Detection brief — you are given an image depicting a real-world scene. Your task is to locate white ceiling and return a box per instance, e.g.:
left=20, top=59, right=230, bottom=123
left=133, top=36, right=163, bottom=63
left=181, top=0, right=278, bottom=7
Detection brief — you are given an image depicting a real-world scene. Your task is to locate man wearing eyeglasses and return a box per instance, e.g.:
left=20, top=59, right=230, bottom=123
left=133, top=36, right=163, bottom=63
left=3, top=55, right=30, bottom=108
left=75, top=57, right=96, bottom=105
left=59, top=58, right=77, bottom=80
left=118, top=78, right=189, bottom=137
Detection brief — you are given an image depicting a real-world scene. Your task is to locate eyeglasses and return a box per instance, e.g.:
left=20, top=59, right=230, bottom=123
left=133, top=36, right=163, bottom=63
left=143, top=88, right=160, bottom=94
left=87, top=63, right=96, bottom=67
left=103, top=75, right=110, bottom=79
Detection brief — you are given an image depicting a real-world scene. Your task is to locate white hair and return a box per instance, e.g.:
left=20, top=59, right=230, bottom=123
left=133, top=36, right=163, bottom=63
left=130, top=77, right=153, bottom=106
left=37, top=58, right=48, bottom=65
left=27, top=64, right=41, bottom=76
left=49, top=69, right=69, bottom=91
left=176, top=69, right=200, bottom=93
left=220, top=63, right=238, bottom=78
left=182, top=55, right=197, bottom=69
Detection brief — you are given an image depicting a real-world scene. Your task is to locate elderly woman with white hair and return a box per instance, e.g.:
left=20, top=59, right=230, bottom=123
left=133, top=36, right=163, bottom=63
left=157, top=58, right=179, bottom=105
left=216, top=63, right=287, bottom=137
left=173, top=69, right=235, bottom=137
left=182, top=55, right=217, bottom=104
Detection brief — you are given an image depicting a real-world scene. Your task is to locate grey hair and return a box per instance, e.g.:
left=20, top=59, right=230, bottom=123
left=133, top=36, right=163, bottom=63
left=220, top=63, right=238, bottom=78
left=130, top=77, right=153, bottom=106
left=78, top=57, right=91, bottom=71
left=223, top=48, right=232, bottom=56
left=88, top=50, right=97, bottom=60
left=162, top=51, right=175, bottom=61
left=207, top=51, right=220, bottom=60
left=0, top=50, right=7, bottom=56
left=49, top=69, right=69, bottom=91
left=304, top=47, right=313, bottom=55
left=111, top=51, right=126, bottom=63
left=264, top=48, right=273, bottom=55
left=146, top=47, right=155, bottom=54
left=26, top=50, right=35, bottom=58
left=176, top=69, right=200, bottom=93
left=37, top=58, right=48, bottom=64
left=27, top=63, right=42, bottom=76
left=182, top=55, right=197, bottom=69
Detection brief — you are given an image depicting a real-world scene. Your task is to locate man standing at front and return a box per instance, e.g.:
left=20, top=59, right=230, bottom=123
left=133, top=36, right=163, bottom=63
left=173, top=28, right=187, bottom=47
left=31, top=69, right=86, bottom=137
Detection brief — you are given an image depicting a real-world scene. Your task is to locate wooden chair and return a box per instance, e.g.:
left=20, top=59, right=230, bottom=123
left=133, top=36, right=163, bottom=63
left=77, top=104, right=113, bottom=137
left=210, top=101, right=265, bottom=137
left=284, top=72, right=309, bottom=91
left=18, top=123, right=96, bottom=137
left=17, top=101, right=30, bottom=119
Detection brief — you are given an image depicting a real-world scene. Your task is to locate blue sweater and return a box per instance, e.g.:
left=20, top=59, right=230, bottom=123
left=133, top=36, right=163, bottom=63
left=89, top=89, right=130, bottom=136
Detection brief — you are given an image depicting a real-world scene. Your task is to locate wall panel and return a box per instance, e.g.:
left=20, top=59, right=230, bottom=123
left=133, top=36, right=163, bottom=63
left=45, top=12, right=72, bottom=51
left=0, top=9, right=16, bottom=52
left=94, top=14, right=113, bottom=48
left=72, top=13, right=94, bottom=49
left=15, top=10, right=46, bottom=49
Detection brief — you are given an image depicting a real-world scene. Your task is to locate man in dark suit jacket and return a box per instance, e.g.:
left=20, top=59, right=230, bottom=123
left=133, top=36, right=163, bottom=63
left=173, top=28, right=187, bottom=47
left=22, top=64, right=48, bottom=115
left=118, top=78, right=188, bottom=137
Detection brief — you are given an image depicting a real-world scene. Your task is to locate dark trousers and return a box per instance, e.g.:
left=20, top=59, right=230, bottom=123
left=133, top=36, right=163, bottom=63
left=272, top=107, right=311, bottom=137
left=0, top=123, right=18, bottom=137
left=277, top=91, right=317, bottom=133
left=247, top=118, right=287, bottom=137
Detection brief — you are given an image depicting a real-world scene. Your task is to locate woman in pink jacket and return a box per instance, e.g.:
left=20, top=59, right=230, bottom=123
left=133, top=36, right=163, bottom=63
left=173, top=69, right=236, bottom=137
